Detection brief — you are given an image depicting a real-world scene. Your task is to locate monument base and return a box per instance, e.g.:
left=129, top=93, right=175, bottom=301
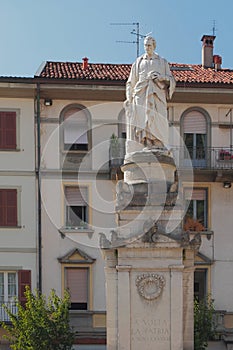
left=100, top=148, right=199, bottom=350
left=102, top=235, right=196, bottom=350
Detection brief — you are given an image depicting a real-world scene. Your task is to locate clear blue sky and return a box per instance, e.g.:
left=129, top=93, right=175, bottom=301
left=1, top=0, right=233, bottom=77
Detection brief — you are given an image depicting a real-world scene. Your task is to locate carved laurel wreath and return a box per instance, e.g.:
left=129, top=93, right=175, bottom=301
left=135, top=273, right=166, bottom=300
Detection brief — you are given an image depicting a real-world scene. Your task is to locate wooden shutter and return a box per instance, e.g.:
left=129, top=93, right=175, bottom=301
left=0, top=112, right=16, bottom=149
left=183, top=111, right=207, bottom=134
left=18, top=270, right=31, bottom=307
left=65, top=186, right=88, bottom=206
left=6, top=189, right=17, bottom=226
left=0, top=189, right=17, bottom=226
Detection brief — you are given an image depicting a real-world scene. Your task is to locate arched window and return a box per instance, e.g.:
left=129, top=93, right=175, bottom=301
left=61, top=105, right=91, bottom=152
left=181, top=108, right=211, bottom=167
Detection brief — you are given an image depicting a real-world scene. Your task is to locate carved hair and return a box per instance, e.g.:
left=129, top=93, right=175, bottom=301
left=144, top=36, right=156, bottom=49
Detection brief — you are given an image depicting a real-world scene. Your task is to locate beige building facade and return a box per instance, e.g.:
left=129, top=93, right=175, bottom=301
left=0, top=34, right=233, bottom=349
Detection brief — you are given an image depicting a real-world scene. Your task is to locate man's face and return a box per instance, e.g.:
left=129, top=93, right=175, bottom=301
left=144, top=40, right=154, bottom=56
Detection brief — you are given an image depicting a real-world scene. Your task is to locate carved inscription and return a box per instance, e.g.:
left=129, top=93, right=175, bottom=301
left=135, top=273, right=165, bottom=300
left=132, top=319, right=170, bottom=343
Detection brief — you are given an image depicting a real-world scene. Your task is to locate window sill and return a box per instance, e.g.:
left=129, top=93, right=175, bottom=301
left=0, top=226, right=21, bottom=229
left=189, top=230, right=213, bottom=240
left=62, top=150, right=88, bottom=154
left=59, top=226, right=94, bottom=238
left=69, top=309, right=91, bottom=314
left=0, top=148, right=20, bottom=152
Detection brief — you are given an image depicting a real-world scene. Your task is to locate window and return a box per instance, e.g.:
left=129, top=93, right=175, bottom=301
left=0, top=270, right=31, bottom=321
left=0, top=272, right=17, bottom=303
left=63, top=107, right=90, bottom=151
left=194, top=269, right=207, bottom=301
left=182, top=109, right=209, bottom=167
left=0, top=111, right=17, bottom=150
left=65, top=267, right=89, bottom=310
left=184, top=188, right=208, bottom=228
left=0, top=189, right=18, bottom=227
left=59, top=248, right=95, bottom=311
left=64, top=186, right=88, bottom=228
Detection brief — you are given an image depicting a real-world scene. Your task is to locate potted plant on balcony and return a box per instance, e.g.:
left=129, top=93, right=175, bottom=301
left=184, top=217, right=205, bottom=232
left=219, top=149, right=232, bottom=160
left=224, top=151, right=231, bottom=160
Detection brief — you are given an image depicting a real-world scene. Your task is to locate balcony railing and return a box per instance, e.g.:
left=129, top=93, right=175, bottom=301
left=0, top=301, right=17, bottom=322
left=172, top=147, right=233, bottom=170
left=109, top=145, right=233, bottom=170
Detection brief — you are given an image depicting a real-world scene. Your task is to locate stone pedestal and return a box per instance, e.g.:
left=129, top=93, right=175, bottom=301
left=100, top=149, right=200, bottom=350
left=102, top=238, right=196, bottom=350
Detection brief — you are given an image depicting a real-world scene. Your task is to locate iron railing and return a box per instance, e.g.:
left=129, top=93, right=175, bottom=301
left=0, top=301, right=17, bottom=322
left=109, top=145, right=233, bottom=170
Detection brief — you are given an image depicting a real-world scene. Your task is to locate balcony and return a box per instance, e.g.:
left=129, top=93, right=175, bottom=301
left=109, top=145, right=233, bottom=182
left=0, top=301, right=17, bottom=322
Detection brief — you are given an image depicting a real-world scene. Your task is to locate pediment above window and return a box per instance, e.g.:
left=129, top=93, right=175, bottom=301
left=58, top=248, right=95, bottom=264
left=195, top=251, right=212, bottom=265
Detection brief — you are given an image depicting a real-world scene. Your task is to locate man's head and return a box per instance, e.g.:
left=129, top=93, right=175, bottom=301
left=144, top=36, right=156, bottom=57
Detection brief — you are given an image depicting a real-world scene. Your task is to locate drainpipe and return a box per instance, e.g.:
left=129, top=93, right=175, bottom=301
left=226, top=108, right=232, bottom=150
left=36, top=83, right=42, bottom=292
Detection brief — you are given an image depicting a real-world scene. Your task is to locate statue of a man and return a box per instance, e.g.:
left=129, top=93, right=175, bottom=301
left=125, top=36, right=176, bottom=150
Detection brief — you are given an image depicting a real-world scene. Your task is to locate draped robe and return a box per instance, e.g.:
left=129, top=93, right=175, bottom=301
left=125, top=52, right=176, bottom=147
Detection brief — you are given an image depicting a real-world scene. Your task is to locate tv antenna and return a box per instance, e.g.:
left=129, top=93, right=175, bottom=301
left=212, top=20, right=217, bottom=36
left=110, top=22, right=146, bottom=57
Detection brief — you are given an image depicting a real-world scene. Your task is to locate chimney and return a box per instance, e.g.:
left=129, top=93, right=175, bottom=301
left=82, top=57, right=89, bottom=69
left=213, top=55, right=222, bottom=70
left=201, top=35, right=216, bottom=68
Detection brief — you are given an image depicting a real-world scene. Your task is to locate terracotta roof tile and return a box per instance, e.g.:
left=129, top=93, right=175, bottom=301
left=36, top=61, right=233, bottom=86
left=170, top=63, right=233, bottom=85
left=38, top=61, right=131, bottom=81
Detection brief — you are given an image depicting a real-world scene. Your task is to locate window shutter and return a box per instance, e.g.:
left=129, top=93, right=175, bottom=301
left=0, top=113, right=5, bottom=149
left=5, top=112, right=16, bottom=149
left=64, top=108, right=88, bottom=144
left=18, top=270, right=31, bottom=307
left=0, top=112, right=16, bottom=149
left=185, top=188, right=206, bottom=200
left=6, top=189, right=17, bottom=226
left=64, top=124, right=88, bottom=144
left=0, top=190, right=4, bottom=226
left=0, top=189, right=17, bottom=226
left=65, top=186, right=88, bottom=206
left=183, top=111, right=207, bottom=134
left=66, top=268, right=88, bottom=303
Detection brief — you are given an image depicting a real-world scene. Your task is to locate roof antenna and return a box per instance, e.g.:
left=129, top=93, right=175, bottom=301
left=110, top=22, right=146, bottom=57
left=212, top=20, right=217, bottom=36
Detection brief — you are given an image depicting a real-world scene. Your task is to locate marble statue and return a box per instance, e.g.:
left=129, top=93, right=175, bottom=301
left=124, top=36, right=176, bottom=149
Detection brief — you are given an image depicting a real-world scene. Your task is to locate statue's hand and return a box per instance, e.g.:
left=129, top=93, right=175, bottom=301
left=148, top=71, right=159, bottom=80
